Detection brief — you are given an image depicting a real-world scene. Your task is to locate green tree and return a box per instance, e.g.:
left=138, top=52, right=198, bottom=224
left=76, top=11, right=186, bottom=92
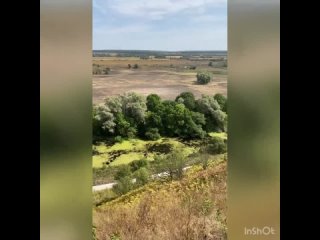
left=195, top=95, right=227, bottom=132
left=196, top=72, right=212, bottom=84
left=120, top=92, right=147, bottom=125
left=115, top=113, right=131, bottom=137
left=214, top=93, right=227, bottom=113
left=161, top=102, right=206, bottom=139
left=93, top=104, right=116, bottom=137
left=175, top=92, right=196, bottom=110
left=146, top=94, right=162, bottom=112
left=145, top=128, right=161, bottom=140
left=154, top=148, right=187, bottom=180
left=145, top=112, right=162, bottom=129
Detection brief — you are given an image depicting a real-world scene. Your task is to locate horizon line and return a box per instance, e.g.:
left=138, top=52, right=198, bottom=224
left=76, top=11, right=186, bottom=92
left=93, top=49, right=228, bottom=52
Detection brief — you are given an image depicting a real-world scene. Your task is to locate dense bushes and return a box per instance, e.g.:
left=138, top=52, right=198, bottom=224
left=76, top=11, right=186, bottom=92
left=214, top=93, right=227, bottom=113
left=153, top=148, right=187, bottom=180
left=113, top=158, right=151, bottom=195
left=93, top=92, right=227, bottom=141
left=145, top=128, right=161, bottom=140
left=196, top=71, right=212, bottom=84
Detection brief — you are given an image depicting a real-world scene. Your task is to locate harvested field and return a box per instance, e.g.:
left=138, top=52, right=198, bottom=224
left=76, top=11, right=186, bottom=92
left=93, top=58, right=227, bottom=103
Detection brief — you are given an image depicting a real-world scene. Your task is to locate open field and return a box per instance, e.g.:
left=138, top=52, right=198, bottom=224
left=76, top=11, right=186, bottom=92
left=93, top=58, right=227, bottom=103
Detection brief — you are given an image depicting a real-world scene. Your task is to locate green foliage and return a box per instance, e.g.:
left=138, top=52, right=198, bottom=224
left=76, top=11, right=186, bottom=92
left=154, top=148, right=187, bottom=180
left=113, top=176, right=134, bottom=195
left=196, top=72, right=212, bottom=84
left=134, top=167, right=150, bottom=186
left=114, top=165, right=132, bottom=180
left=120, top=92, right=147, bottom=125
left=195, top=95, right=227, bottom=132
left=129, top=159, right=149, bottom=172
left=93, top=92, right=227, bottom=141
left=93, top=104, right=116, bottom=137
left=214, top=93, right=227, bottom=113
left=127, top=127, right=137, bottom=139
left=160, top=102, right=206, bottom=139
left=145, top=128, right=161, bottom=140
left=206, top=137, right=227, bottom=154
left=175, top=92, right=196, bottom=110
left=114, top=135, right=123, bottom=143
left=146, top=94, right=162, bottom=112
left=145, top=112, right=162, bottom=130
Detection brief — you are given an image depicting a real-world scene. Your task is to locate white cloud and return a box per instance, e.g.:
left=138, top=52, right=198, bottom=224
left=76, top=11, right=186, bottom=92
left=95, top=0, right=226, bottom=20
left=93, top=0, right=227, bottom=50
left=94, top=24, right=149, bottom=34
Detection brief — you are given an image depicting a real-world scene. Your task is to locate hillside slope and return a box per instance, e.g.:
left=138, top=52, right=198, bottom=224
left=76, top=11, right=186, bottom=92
left=93, top=158, right=227, bottom=240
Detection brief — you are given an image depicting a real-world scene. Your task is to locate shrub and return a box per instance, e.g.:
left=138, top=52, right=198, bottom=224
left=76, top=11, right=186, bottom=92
left=154, top=148, right=187, bottom=180
left=113, top=176, right=134, bottom=195
left=145, top=128, right=161, bottom=140
left=146, top=94, right=162, bottom=112
left=114, top=165, right=132, bottom=180
left=130, top=159, right=149, bottom=172
left=196, top=72, right=212, bottom=85
left=114, top=136, right=123, bottom=143
left=214, top=93, right=227, bottom=113
left=134, top=167, right=150, bottom=186
left=206, top=137, right=227, bottom=154
left=127, top=127, right=137, bottom=138
left=133, top=64, right=139, bottom=69
left=175, top=92, right=196, bottom=110
left=208, top=61, right=213, bottom=66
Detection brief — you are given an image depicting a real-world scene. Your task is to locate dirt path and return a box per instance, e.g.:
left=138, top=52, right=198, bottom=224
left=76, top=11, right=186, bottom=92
left=92, top=166, right=191, bottom=192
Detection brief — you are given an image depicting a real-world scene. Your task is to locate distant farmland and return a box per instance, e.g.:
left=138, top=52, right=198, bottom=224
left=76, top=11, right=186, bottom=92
left=92, top=53, right=227, bottom=103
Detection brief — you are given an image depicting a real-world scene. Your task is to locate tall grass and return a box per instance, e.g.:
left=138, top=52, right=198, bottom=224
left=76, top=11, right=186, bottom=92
left=93, top=160, right=227, bottom=240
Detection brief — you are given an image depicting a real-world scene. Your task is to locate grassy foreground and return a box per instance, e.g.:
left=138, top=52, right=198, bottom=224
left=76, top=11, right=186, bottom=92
left=93, top=157, right=227, bottom=240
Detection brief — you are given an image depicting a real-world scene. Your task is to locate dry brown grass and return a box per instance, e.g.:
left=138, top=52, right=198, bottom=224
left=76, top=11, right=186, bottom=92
left=93, top=160, right=227, bottom=240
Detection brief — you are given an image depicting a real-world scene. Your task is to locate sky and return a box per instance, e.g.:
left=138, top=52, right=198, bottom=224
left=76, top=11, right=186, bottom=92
left=93, top=0, right=227, bottom=51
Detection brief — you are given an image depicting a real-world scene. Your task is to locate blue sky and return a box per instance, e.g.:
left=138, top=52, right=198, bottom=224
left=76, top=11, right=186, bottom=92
left=93, top=0, right=227, bottom=51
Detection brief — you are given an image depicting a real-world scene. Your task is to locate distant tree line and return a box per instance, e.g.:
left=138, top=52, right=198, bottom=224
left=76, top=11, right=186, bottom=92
left=93, top=92, right=227, bottom=142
